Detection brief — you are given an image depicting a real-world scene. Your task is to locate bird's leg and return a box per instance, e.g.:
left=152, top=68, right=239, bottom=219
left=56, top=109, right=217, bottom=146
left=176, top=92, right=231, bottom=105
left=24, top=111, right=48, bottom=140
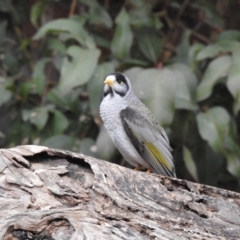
left=146, top=168, right=152, bottom=173
left=134, top=165, right=142, bottom=171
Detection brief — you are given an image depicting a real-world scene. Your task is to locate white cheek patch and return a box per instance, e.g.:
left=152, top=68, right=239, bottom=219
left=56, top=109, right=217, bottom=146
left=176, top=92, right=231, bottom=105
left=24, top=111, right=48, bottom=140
left=113, top=83, right=128, bottom=97
left=103, top=84, right=113, bottom=97
left=104, top=84, right=109, bottom=92
left=113, top=84, right=123, bottom=92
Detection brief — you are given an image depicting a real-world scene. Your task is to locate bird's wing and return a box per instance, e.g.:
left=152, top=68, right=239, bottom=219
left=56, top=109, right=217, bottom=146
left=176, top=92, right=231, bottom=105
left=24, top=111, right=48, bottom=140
left=120, top=106, right=175, bottom=177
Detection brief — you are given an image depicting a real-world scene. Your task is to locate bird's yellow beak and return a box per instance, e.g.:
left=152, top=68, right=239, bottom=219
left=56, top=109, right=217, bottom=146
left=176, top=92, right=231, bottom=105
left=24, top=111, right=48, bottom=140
left=104, top=76, right=114, bottom=86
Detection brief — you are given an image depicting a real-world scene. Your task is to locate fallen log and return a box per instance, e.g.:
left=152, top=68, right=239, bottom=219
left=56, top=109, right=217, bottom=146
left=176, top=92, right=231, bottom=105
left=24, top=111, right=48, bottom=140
left=0, top=145, right=239, bottom=239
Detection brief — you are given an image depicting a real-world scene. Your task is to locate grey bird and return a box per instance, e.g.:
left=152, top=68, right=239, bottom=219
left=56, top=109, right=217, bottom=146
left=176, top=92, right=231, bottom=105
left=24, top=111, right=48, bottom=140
left=100, top=72, right=176, bottom=177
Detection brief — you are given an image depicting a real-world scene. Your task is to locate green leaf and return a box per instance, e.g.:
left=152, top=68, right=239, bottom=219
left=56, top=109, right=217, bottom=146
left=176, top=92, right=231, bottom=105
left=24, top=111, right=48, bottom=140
left=88, top=62, right=115, bottom=119
left=223, top=136, right=240, bottom=178
left=81, top=0, right=112, bottom=28
left=196, top=41, right=234, bottom=61
left=226, top=43, right=240, bottom=114
left=50, top=110, right=69, bottom=135
left=53, top=53, right=64, bottom=71
left=88, top=4, right=112, bottom=28
left=79, top=0, right=97, bottom=7
left=197, top=107, right=240, bottom=178
left=19, top=82, right=32, bottom=100
left=135, top=27, right=162, bottom=64
left=91, top=33, right=111, bottom=49
left=0, top=0, right=12, bottom=12
left=196, top=55, right=232, bottom=101
left=225, top=153, right=240, bottom=178
left=224, top=135, right=240, bottom=156
left=124, top=67, right=144, bottom=82
left=22, top=106, right=51, bottom=131
left=223, top=129, right=240, bottom=177
left=19, top=39, right=31, bottom=50
left=128, top=0, right=145, bottom=7
left=0, top=131, right=5, bottom=139
left=42, top=134, right=76, bottom=150
left=196, top=107, right=230, bottom=152
left=129, top=5, right=151, bottom=27
left=111, top=8, right=133, bottom=60
left=33, top=17, right=95, bottom=49
left=183, top=146, right=199, bottom=182
left=32, top=58, right=50, bottom=95
left=123, top=58, right=149, bottom=67
left=125, top=64, right=198, bottom=120
left=188, top=43, right=204, bottom=70
left=47, top=38, right=66, bottom=55
left=2, top=54, right=19, bottom=74
left=169, top=63, right=198, bottom=111
left=193, top=1, right=223, bottom=27
left=47, top=87, right=80, bottom=112
left=217, top=30, right=240, bottom=41
left=58, top=46, right=100, bottom=95
left=124, top=67, right=176, bottom=125
left=173, top=30, right=191, bottom=65
left=223, top=125, right=240, bottom=177
left=129, top=4, right=162, bottom=29
left=30, top=1, right=45, bottom=28
left=0, top=84, right=12, bottom=107
left=47, top=88, right=69, bottom=109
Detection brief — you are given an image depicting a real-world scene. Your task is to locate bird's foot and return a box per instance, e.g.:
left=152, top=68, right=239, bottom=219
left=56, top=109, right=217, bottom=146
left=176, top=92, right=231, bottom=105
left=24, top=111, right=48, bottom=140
left=146, top=168, right=152, bottom=173
left=134, top=166, right=142, bottom=171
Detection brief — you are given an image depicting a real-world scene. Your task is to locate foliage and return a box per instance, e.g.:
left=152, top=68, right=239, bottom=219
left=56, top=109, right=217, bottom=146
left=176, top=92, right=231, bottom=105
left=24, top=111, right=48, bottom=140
left=0, top=0, right=240, bottom=191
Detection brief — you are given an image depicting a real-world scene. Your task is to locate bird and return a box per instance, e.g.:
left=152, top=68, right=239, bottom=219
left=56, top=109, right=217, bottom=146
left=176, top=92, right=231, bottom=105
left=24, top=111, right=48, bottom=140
left=100, top=72, right=176, bottom=177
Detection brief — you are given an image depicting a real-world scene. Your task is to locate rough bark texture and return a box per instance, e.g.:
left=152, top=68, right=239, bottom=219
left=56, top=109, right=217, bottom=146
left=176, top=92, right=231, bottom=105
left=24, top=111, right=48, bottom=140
left=0, top=145, right=239, bottom=240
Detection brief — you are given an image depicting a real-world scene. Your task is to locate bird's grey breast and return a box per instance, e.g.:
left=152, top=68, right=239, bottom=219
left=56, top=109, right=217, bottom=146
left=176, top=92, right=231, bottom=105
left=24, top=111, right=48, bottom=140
left=100, top=94, right=126, bottom=133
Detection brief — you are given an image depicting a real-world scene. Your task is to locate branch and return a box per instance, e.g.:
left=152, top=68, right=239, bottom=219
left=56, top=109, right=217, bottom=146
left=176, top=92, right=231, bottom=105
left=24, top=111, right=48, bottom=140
left=0, top=145, right=239, bottom=239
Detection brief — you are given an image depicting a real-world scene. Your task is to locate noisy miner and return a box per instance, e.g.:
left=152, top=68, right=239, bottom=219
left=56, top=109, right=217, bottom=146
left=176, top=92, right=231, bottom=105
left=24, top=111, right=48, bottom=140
left=100, top=72, right=176, bottom=177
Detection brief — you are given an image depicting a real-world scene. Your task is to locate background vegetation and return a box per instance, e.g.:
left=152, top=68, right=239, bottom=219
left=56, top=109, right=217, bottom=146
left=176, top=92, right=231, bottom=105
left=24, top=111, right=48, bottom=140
left=1, top=0, right=240, bottom=191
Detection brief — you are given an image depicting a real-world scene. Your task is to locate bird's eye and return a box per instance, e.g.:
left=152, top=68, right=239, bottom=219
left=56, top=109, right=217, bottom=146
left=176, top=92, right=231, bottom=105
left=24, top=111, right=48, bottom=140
left=120, top=81, right=124, bottom=85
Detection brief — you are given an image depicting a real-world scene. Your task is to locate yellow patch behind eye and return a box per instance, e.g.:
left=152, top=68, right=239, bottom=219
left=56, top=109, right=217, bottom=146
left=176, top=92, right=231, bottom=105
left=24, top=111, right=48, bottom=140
left=145, top=142, right=170, bottom=169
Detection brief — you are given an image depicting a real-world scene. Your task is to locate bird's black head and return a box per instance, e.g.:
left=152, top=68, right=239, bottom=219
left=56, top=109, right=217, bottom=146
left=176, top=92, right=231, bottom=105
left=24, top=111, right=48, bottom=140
left=103, top=72, right=131, bottom=97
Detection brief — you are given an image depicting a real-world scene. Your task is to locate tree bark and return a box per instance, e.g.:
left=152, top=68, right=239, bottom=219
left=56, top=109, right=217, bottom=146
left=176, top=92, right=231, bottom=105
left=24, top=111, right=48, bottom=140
left=0, top=145, right=239, bottom=240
